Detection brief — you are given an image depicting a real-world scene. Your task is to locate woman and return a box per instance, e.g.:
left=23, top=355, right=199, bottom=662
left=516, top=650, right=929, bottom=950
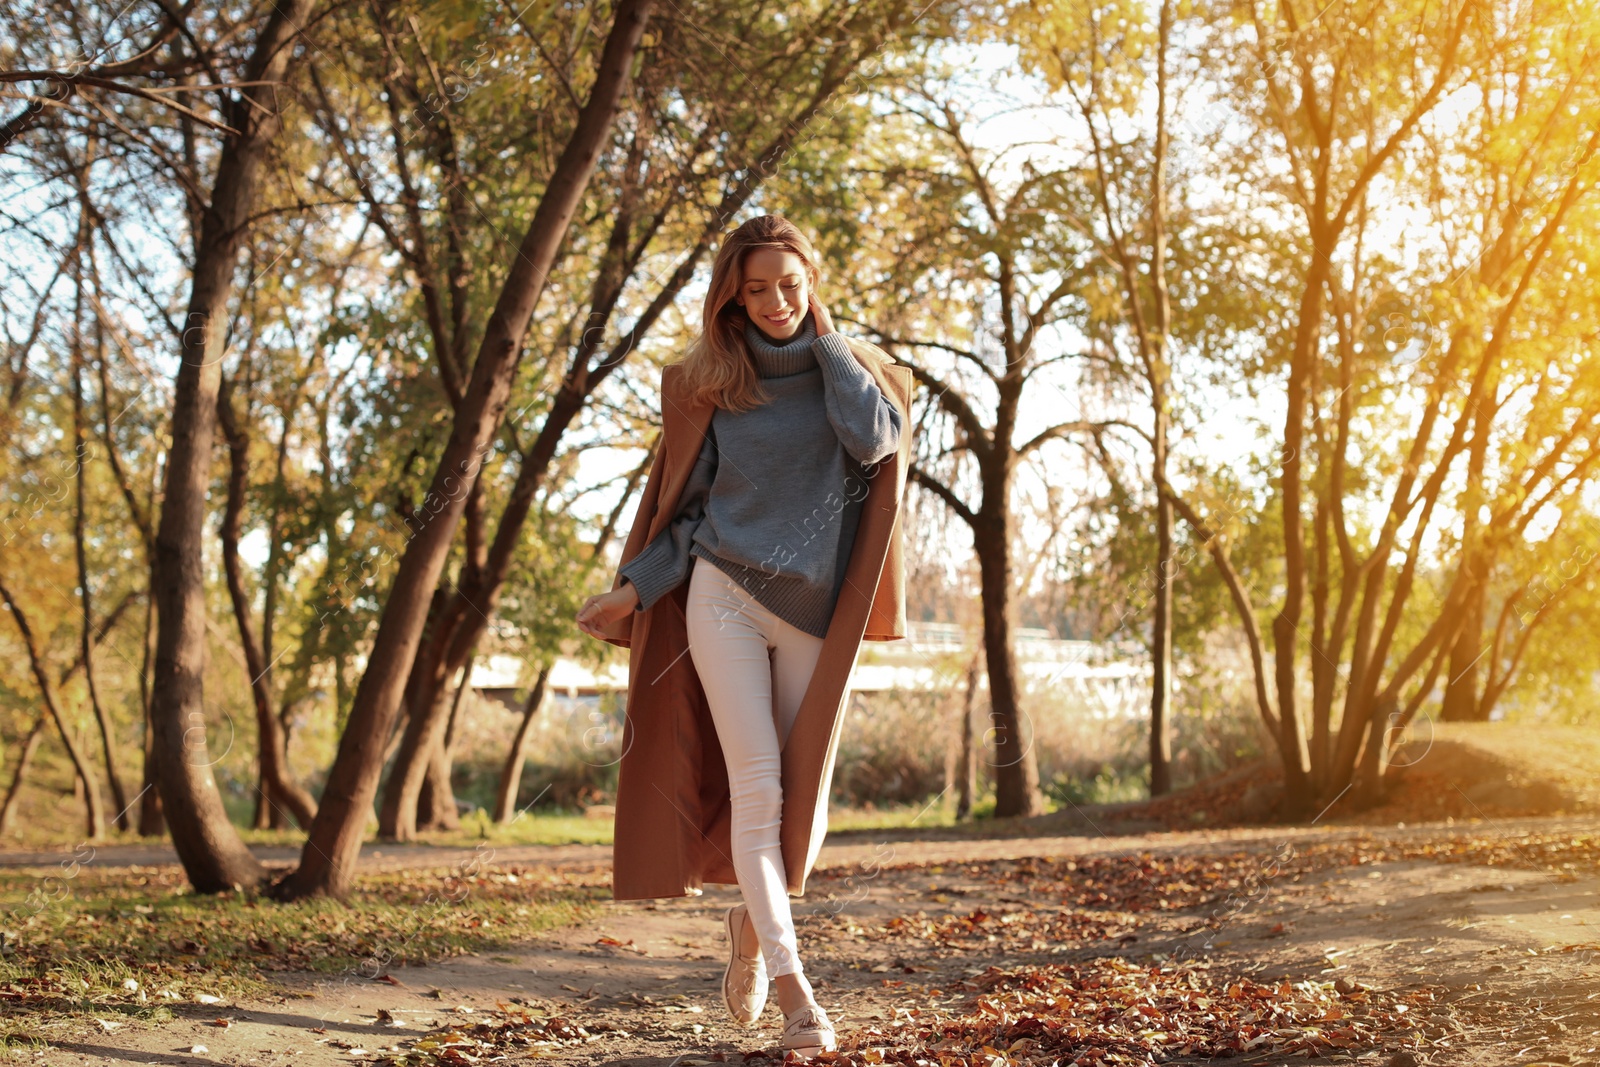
left=575, top=214, right=910, bottom=1056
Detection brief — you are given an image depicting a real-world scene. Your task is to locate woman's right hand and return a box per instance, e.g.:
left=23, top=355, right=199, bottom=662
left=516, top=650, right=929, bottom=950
left=576, top=582, right=641, bottom=639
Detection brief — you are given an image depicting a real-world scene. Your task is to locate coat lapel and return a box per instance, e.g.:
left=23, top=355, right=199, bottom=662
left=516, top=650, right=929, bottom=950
left=602, top=352, right=912, bottom=901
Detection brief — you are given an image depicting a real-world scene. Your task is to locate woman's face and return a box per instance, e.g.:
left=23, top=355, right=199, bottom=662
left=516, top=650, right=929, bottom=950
left=735, top=247, right=809, bottom=341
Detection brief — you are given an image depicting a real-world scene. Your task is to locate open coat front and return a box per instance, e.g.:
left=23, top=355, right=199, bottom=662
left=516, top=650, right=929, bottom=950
left=594, top=339, right=913, bottom=901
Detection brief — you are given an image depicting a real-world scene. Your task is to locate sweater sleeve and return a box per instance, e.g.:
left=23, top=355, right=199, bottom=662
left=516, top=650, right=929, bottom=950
left=618, top=424, right=718, bottom=613
left=811, top=332, right=902, bottom=466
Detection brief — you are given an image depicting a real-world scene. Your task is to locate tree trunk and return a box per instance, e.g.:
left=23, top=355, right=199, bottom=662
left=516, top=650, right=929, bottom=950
left=416, top=738, right=460, bottom=831
left=73, top=265, right=131, bottom=830
left=273, top=0, right=655, bottom=901
left=0, top=716, right=46, bottom=834
left=252, top=781, right=270, bottom=830
left=1437, top=585, right=1489, bottom=722
left=1354, top=696, right=1397, bottom=810
left=1270, top=251, right=1329, bottom=818
left=148, top=0, right=312, bottom=892
left=954, top=647, right=980, bottom=821
left=973, top=505, right=1042, bottom=818
left=1439, top=392, right=1492, bottom=723
left=381, top=704, right=411, bottom=770
left=1149, top=451, right=1174, bottom=797
left=217, top=374, right=318, bottom=829
left=0, top=578, right=105, bottom=838
left=378, top=371, right=598, bottom=838
left=137, top=585, right=165, bottom=837
left=416, top=653, right=474, bottom=831
left=378, top=616, right=456, bottom=839
left=1145, top=0, right=1176, bottom=800
left=138, top=711, right=165, bottom=837
left=495, top=664, right=551, bottom=823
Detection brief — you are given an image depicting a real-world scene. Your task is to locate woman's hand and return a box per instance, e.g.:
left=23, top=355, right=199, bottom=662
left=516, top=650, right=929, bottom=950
left=808, top=291, right=835, bottom=337
left=576, top=582, right=641, bottom=639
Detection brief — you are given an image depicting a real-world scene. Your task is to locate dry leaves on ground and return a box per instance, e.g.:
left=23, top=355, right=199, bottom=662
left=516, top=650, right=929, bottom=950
left=831, top=960, right=1437, bottom=1066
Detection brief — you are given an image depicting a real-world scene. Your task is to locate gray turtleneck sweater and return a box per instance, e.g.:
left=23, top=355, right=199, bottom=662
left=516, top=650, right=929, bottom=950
left=617, top=310, right=902, bottom=638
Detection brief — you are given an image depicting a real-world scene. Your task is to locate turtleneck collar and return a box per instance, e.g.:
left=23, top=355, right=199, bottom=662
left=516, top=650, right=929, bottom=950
left=743, top=308, right=818, bottom=379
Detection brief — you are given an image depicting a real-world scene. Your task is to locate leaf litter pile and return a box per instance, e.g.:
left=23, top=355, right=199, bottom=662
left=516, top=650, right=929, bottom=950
left=364, top=964, right=1431, bottom=1066
left=811, top=829, right=1597, bottom=1064
left=371, top=1002, right=622, bottom=1066
left=837, top=961, right=1436, bottom=1065
left=807, top=851, right=1437, bottom=1065
left=360, top=830, right=1600, bottom=1066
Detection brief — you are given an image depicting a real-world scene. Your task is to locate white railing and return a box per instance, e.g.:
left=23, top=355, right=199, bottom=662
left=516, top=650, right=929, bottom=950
left=473, top=626, right=1150, bottom=700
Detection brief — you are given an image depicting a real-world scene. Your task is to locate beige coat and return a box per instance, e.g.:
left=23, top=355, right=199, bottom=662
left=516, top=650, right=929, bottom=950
left=593, top=337, right=913, bottom=900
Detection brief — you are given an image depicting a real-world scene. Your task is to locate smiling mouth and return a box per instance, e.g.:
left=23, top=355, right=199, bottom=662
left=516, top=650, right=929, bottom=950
left=764, top=310, right=794, bottom=325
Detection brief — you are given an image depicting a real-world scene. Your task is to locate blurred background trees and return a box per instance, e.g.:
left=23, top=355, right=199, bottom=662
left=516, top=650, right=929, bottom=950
left=2, top=0, right=1597, bottom=891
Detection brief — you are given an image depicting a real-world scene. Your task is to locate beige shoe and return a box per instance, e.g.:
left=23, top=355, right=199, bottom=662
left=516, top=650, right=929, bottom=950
left=780, top=1001, right=837, bottom=1056
left=721, top=903, right=767, bottom=1026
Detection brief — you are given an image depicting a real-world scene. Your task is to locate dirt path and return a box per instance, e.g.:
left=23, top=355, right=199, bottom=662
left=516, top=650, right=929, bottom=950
left=25, top=816, right=1600, bottom=1066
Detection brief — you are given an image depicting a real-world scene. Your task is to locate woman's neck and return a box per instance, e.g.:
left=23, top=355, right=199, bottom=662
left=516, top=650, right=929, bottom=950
left=743, top=309, right=818, bottom=378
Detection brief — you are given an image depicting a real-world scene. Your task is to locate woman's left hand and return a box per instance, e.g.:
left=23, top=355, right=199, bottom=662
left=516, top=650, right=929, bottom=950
left=808, top=291, right=835, bottom=337
left=576, top=585, right=639, bottom=640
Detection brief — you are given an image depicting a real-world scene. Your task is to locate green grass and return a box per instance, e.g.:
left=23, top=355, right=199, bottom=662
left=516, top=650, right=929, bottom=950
left=826, top=794, right=965, bottom=833
left=8, top=791, right=1089, bottom=872
left=234, top=826, right=317, bottom=848
left=2, top=809, right=622, bottom=854
left=1044, top=765, right=1152, bottom=807
left=444, top=795, right=1085, bottom=840
left=24, top=799, right=1026, bottom=856
left=0, top=862, right=603, bottom=1011
left=822, top=790, right=1090, bottom=832
left=409, top=808, right=617, bottom=848
left=408, top=800, right=1025, bottom=844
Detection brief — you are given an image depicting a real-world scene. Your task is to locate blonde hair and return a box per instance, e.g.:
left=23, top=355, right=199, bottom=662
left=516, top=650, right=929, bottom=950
left=673, top=214, right=905, bottom=424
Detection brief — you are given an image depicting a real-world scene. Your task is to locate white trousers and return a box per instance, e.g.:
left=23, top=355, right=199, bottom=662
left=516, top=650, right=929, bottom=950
left=685, top=557, right=827, bottom=979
